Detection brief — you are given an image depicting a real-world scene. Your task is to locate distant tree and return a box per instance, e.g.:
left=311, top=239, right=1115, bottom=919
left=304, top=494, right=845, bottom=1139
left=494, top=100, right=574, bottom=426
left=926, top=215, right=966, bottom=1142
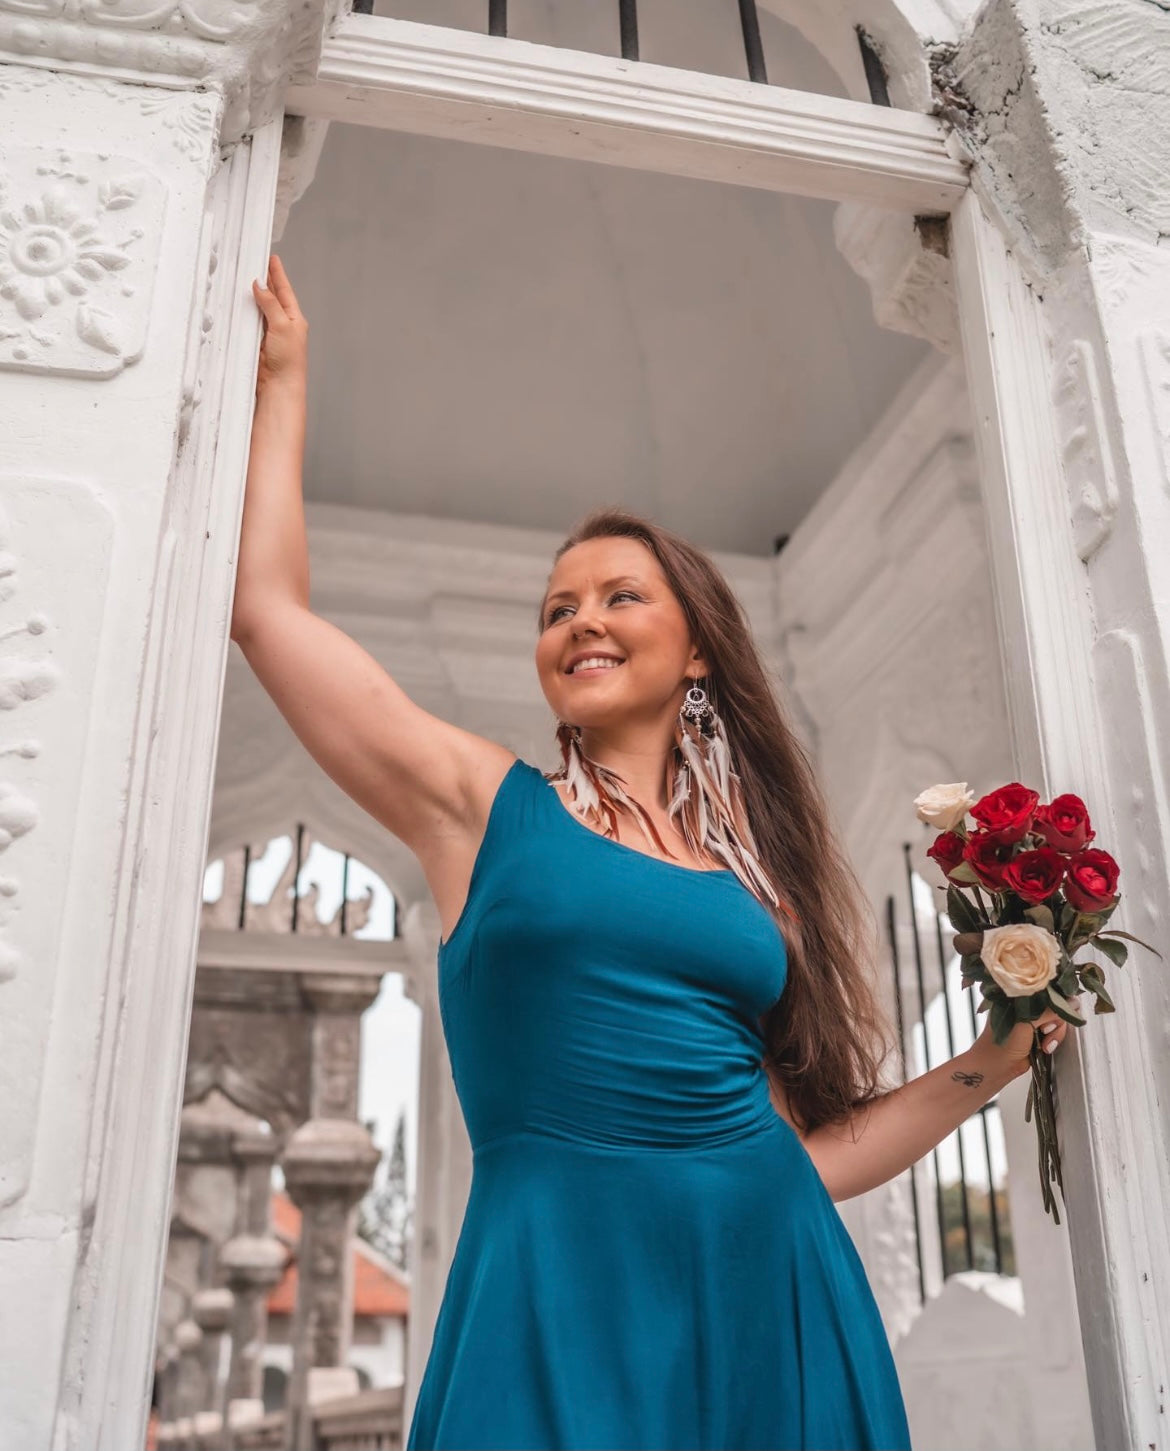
left=358, top=1110, right=413, bottom=1271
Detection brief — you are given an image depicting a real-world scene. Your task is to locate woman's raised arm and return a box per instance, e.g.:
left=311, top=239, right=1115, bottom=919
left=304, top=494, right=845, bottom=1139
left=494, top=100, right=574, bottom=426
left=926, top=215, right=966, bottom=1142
left=232, top=256, right=514, bottom=870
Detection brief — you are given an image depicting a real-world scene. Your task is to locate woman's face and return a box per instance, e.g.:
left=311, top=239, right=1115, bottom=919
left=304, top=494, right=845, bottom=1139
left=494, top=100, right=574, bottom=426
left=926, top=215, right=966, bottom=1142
left=535, top=536, right=706, bottom=732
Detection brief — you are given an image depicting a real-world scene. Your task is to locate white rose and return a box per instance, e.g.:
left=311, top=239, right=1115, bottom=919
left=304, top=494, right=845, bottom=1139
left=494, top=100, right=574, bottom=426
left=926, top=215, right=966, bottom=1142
left=980, top=923, right=1060, bottom=998
left=914, top=782, right=976, bottom=832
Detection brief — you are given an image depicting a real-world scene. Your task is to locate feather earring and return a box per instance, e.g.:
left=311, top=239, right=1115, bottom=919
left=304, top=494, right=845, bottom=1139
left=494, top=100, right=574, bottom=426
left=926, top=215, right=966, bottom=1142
left=668, top=682, right=800, bottom=924
left=549, top=720, right=677, bottom=859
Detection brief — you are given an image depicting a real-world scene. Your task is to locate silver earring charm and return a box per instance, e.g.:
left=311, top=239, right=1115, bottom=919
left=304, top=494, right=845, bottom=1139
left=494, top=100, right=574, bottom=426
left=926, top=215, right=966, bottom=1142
left=680, top=681, right=716, bottom=735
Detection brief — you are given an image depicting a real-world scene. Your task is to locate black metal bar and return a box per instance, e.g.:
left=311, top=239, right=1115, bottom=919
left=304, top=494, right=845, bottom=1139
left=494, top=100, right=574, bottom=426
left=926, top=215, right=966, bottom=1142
left=856, top=27, right=891, bottom=106
left=934, top=906, right=975, bottom=1271
left=340, top=852, right=351, bottom=937
left=981, top=1105, right=1006, bottom=1272
left=618, top=0, right=638, bottom=61
left=737, top=0, right=768, bottom=84
left=238, top=844, right=251, bottom=931
left=488, top=0, right=506, bottom=37
left=291, top=823, right=305, bottom=933
left=904, top=844, right=952, bottom=1280
left=886, top=894, right=926, bottom=1307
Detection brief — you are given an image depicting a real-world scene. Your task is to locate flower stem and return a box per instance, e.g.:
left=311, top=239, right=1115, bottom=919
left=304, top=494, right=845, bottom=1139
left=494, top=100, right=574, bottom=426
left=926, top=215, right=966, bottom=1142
left=1029, top=1039, right=1065, bottom=1222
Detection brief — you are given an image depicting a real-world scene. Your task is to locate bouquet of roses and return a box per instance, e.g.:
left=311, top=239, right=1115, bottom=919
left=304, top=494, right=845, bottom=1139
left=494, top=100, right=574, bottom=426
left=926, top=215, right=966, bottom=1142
left=913, top=781, right=1161, bottom=1221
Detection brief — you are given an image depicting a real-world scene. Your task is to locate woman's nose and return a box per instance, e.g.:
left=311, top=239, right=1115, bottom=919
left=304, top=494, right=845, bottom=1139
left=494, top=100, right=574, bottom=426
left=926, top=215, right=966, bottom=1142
left=571, top=604, right=605, bottom=637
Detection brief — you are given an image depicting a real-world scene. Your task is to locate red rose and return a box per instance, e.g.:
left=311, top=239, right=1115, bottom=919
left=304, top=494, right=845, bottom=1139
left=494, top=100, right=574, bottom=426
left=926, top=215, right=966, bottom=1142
left=927, top=831, right=966, bottom=877
left=1065, top=849, right=1120, bottom=912
left=962, top=830, right=1014, bottom=890
left=1001, top=847, right=1067, bottom=904
left=1033, top=794, right=1095, bottom=853
left=970, top=783, right=1040, bottom=844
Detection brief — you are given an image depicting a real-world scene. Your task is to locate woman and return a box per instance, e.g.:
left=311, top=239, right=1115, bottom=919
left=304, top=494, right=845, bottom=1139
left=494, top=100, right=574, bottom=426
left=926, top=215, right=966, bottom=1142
left=239, top=257, right=1073, bottom=1451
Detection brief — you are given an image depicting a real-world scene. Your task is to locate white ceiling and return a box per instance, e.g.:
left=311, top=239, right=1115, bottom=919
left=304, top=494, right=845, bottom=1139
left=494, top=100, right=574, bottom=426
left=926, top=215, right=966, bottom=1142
left=279, top=2, right=931, bottom=555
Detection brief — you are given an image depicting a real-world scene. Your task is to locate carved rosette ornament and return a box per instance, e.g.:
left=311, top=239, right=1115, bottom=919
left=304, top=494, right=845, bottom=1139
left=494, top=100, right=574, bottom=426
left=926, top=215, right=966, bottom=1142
left=0, top=150, right=166, bottom=376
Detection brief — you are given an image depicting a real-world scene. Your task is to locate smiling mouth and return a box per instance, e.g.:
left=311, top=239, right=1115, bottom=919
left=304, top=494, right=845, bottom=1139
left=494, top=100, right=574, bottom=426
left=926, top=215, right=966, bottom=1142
left=565, top=658, right=626, bottom=676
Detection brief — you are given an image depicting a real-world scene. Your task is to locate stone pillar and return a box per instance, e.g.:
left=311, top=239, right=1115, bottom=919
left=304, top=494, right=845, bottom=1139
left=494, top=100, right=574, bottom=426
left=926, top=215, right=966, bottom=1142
left=401, top=900, right=473, bottom=1429
left=282, top=1119, right=380, bottom=1451
left=219, top=1233, right=286, bottom=1417
left=219, top=1117, right=284, bottom=1420
left=192, top=1286, right=234, bottom=1427
left=0, top=0, right=328, bottom=1436
left=302, top=972, right=383, bottom=1121
left=171, top=1318, right=207, bottom=1433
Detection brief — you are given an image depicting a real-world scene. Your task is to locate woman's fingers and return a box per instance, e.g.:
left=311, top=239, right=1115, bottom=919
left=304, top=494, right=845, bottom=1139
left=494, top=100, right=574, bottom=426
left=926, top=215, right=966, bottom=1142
left=267, top=254, right=302, bottom=319
left=252, top=275, right=283, bottom=323
left=1036, top=997, right=1080, bottom=1053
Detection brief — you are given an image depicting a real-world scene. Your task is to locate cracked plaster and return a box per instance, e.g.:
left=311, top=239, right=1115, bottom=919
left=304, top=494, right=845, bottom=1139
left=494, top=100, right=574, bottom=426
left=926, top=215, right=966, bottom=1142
left=941, top=0, right=1170, bottom=274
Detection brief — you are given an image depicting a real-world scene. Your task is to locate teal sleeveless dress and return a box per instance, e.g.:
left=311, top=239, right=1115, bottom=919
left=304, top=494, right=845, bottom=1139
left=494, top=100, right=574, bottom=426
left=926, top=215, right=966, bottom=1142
left=406, top=757, right=912, bottom=1451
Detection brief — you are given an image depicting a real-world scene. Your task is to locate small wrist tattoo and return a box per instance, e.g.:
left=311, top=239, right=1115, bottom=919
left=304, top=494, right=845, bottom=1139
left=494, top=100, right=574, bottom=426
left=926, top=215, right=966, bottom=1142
left=952, top=1069, right=985, bottom=1088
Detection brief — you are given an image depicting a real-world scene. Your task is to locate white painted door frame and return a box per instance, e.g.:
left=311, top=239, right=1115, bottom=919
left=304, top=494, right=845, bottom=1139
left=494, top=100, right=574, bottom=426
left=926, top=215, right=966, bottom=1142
left=279, top=18, right=1164, bottom=1449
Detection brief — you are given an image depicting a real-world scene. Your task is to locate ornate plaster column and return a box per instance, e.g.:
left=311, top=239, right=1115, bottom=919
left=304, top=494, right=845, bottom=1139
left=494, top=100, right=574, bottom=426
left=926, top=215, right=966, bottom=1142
left=940, top=5, right=1170, bottom=1447
left=0, top=0, right=335, bottom=1438
left=401, top=898, right=473, bottom=1429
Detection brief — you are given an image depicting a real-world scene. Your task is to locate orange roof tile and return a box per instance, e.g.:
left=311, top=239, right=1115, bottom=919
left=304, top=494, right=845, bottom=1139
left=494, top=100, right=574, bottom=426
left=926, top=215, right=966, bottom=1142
left=267, top=1191, right=410, bottom=1319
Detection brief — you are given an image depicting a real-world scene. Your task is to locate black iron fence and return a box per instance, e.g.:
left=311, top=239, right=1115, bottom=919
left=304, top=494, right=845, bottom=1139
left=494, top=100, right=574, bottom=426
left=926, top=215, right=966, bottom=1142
left=885, top=843, right=1015, bottom=1302
left=352, top=0, right=894, bottom=106
left=217, top=825, right=361, bottom=935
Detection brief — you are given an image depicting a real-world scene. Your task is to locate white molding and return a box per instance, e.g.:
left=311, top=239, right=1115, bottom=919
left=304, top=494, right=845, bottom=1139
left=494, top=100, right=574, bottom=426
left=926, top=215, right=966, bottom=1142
left=49, top=118, right=286, bottom=1450
left=949, top=187, right=1170, bottom=1451
left=285, top=16, right=969, bottom=214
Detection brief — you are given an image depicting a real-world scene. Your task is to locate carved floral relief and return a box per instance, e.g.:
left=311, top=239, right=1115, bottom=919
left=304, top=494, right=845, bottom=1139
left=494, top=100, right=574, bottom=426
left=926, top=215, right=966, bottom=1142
left=0, top=147, right=165, bottom=377
left=0, top=501, right=56, bottom=987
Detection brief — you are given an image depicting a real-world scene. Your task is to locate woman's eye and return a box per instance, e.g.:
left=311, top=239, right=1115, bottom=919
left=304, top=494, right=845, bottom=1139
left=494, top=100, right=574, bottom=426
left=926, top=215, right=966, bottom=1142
left=545, top=591, right=640, bottom=627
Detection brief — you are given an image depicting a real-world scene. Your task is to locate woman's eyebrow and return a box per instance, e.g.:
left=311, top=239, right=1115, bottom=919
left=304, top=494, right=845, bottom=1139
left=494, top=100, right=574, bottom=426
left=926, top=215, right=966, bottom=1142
left=544, top=574, right=645, bottom=606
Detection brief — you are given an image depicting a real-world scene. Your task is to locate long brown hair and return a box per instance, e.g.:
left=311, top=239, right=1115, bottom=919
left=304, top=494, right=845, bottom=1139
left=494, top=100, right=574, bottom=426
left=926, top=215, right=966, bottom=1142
left=545, top=506, right=895, bottom=1134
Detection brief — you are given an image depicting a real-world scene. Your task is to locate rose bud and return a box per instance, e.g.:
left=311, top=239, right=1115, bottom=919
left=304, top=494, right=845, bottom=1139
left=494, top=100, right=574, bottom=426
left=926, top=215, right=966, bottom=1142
left=1064, top=848, right=1121, bottom=912
left=926, top=830, right=966, bottom=877
left=952, top=931, right=985, bottom=956
left=1001, top=847, right=1067, bottom=904
left=914, top=784, right=976, bottom=833
left=962, top=830, right=1014, bottom=890
left=970, top=783, right=1041, bottom=845
left=1033, top=794, right=1095, bottom=853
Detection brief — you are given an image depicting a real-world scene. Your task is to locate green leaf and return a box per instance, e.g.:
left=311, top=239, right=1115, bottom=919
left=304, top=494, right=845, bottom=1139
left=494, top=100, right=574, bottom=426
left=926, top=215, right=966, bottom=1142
left=1056, top=968, right=1079, bottom=997
left=1098, top=929, right=1164, bottom=961
left=1094, top=936, right=1129, bottom=968
left=1046, top=983, right=1087, bottom=1026
left=989, top=995, right=1016, bottom=1046
left=1080, top=963, right=1117, bottom=1013
left=947, top=886, right=985, bottom=933
left=1024, top=904, right=1056, bottom=933
left=946, top=862, right=982, bottom=886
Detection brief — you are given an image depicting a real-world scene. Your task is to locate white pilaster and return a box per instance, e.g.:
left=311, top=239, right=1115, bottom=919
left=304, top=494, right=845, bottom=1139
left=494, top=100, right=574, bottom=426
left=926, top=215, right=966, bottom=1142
left=0, top=41, right=288, bottom=1447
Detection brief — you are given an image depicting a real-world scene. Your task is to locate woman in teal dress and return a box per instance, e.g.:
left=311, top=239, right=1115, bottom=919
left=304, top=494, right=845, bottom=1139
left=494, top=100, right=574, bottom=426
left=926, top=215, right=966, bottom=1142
left=239, top=258, right=1075, bottom=1451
